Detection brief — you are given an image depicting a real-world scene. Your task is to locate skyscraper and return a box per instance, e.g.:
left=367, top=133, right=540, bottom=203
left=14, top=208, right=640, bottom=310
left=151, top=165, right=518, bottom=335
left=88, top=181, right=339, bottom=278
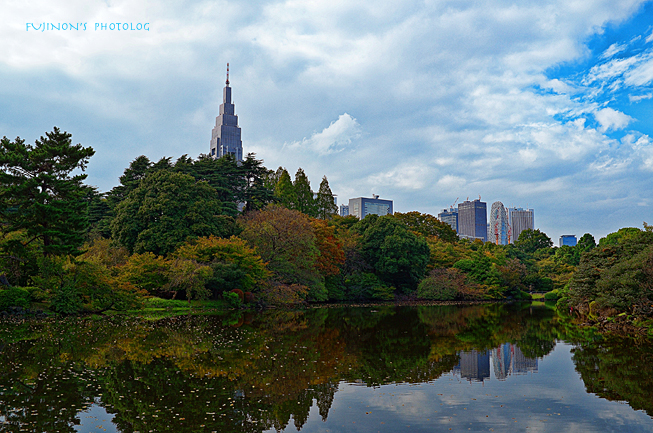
left=559, top=235, right=577, bottom=247
left=458, top=199, right=487, bottom=242
left=489, top=201, right=509, bottom=245
left=210, top=63, right=243, bottom=161
left=438, top=207, right=458, bottom=233
left=507, top=207, right=534, bottom=243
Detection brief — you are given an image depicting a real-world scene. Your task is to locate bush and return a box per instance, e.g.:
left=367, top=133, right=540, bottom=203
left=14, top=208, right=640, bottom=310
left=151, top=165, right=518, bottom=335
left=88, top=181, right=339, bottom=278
left=50, top=284, right=83, bottom=315
left=417, top=268, right=465, bottom=301
left=544, top=289, right=560, bottom=301
left=223, top=291, right=242, bottom=308
left=0, top=287, right=31, bottom=311
left=230, top=289, right=244, bottom=302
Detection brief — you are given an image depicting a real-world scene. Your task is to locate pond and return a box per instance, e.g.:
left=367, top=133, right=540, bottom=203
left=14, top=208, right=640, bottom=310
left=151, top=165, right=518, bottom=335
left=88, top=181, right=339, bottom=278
left=0, top=303, right=652, bottom=432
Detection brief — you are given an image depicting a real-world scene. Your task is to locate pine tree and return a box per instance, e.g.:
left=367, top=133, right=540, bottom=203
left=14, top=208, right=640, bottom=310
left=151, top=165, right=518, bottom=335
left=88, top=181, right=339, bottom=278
left=316, top=176, right=337, bottom=219
left=0, top=127, right=95, bottom=257
left=293, top=168, right=316, bottom=217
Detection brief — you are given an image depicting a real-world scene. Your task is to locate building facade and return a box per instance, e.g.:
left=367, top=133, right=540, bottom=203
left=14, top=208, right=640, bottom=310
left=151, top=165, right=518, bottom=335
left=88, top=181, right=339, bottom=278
left=559, top=235, right=577, bottom=247
left=488, top=201, right=510, bottom=245
left=340, top=204, right=349, bottom=217
left=348, top=195, right=393, bottom=219
left=438, top=208, right=458, bottom=233
left=507, top=207, right=534, bottom=243
left=210, top=64, right=243, bottom=161
left=458, top=199, right=487, bottom=242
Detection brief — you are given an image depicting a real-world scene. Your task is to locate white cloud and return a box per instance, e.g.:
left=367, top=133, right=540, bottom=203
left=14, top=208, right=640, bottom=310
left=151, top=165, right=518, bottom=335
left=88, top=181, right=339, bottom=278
left=599, top=42, right=627, bottom=59
left=629, top=93, right=653, bottom=103
left=285, top=113, right=361, bottom=155
left=593, top=107, right=633, bottom=132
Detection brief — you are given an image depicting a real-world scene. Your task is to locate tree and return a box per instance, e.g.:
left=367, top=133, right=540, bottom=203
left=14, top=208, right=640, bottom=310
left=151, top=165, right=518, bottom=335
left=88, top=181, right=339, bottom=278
left=514, top=228, right=552, bottom=254
left=354, top=215, right=430, bottom=292
left=240, top=153, right=275, bottom=213
left=0, top=128, right=95, bottom=260
left=173, top=235, right=270, bottom=297
left=239, top=205, right=319, bottom=291
left=293, top=168, right=316, bottom=216
left=393, top=211, right=458, bottom=243
left=111, top=170, right=237, bottom=255
left=577, top=233, right=596, bottom=252
left=315, top=176, right=337, bottom=220
left=274, top=168, right=296, bottom=209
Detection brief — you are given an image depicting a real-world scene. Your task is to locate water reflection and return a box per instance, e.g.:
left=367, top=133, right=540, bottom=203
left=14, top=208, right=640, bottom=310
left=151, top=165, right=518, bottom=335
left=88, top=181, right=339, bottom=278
left=0, top=304, right=651, bottom=432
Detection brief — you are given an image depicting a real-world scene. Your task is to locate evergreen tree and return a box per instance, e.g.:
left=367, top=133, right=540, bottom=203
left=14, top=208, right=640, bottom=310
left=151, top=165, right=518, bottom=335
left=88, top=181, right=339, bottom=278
left=111, top=170, right=237, bottom=255
left=293, top=168, right=316, bottom=216
left=0, top=128, right=95, bottom=258
left=316, top=176, right=337, bottom=220
left=240, top=153, right=275, bottom=212
left=274, top=168, right=296, bottom=209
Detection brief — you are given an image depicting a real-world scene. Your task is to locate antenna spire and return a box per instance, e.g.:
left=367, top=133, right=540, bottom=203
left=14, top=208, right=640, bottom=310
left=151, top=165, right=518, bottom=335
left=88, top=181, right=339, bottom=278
left=226, top=63, right=230, bottom=85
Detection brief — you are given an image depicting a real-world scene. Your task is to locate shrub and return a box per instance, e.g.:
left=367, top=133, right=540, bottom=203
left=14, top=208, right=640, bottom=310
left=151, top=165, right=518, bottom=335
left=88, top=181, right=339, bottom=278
left=0, top=287, right=31, bottom=311
left=230, top=289, right=244, bottom=302
left=544, top=289, right=560, bottom=301
left=417, top=268, right=465, bottom=301
left=223, top=291, right=242, bottom=308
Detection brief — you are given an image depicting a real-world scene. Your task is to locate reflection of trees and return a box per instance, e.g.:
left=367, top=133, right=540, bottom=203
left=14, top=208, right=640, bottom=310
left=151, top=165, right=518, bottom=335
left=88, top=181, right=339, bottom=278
left=572, top=335, right=653, bottom=416
left=2, top=305, right=652, bottom=431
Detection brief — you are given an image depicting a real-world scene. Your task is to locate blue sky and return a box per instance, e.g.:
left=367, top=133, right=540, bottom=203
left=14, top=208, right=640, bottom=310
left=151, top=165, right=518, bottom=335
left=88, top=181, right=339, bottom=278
left=2, top=0, right=653, bottom=241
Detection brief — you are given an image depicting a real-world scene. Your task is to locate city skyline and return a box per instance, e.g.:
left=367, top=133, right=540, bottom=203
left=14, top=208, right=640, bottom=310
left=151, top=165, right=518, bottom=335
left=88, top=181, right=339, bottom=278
left=3, top=1, right=653, bottom=242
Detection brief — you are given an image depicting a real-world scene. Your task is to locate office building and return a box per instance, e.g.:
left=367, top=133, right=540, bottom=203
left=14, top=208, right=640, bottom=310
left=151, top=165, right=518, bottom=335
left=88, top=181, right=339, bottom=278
left=507, top=207, right=534, bottom=243
left=559, top=235, right=577, bottom=247
left=458, top=199, right=487, bottom=242
left=454, top=350, right=490, bottom=382
left=348, top=195, right=393, bottom=219
left=488, top=201, right=510, bottom=245
left=340, top=204, right=349, bottom=217
left=210, top=63, right=243, bottom=161
left=438, top=208, right=458, bottom=233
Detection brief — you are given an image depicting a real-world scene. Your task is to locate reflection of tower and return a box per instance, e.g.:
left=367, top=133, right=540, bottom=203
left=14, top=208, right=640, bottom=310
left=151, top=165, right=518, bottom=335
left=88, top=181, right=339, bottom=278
left=454, top=350, right=490, bottom=382
left=491, top=343, right=512, bottom=380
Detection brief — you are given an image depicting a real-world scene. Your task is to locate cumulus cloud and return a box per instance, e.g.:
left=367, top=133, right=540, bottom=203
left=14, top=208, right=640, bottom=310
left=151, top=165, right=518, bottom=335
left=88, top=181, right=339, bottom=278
left=285, top=113, right=361, bottom=155
left=594, top=107, right=633, bottom=132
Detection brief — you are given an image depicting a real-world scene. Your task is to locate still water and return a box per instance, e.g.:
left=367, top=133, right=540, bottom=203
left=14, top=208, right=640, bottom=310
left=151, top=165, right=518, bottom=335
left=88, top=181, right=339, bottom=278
left=0, top=303, right=652, bottom=432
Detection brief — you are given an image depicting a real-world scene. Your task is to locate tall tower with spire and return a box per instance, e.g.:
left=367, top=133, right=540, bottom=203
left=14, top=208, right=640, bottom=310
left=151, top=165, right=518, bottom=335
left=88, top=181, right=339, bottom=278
left=210, top=63, right=243, bottom=161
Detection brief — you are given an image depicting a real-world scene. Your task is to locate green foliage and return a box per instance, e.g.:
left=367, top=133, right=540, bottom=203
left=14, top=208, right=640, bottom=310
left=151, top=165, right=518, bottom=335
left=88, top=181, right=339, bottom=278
left=577, top=233, right=596, bottom=252
left=515, top=228, right=553, bottom=254
left=544, top=289, right=560, bottom=301
left=0, top=128, right=95, bottom=257
left=50, top=283, right=83, bottom=314
left=111, top=170, right=238, bottom=255
left=222, top=291, right=242, bottom=308
left=315, top=176, right=337, bottom=220
left=0, top=286, right=31, bottom=311
left=568, top=227, right=653, bottom=317
left=293, top=168, right=316, bottom=217
left=166, top=258, right=213, bottom=301
left=119, top=252, right=170, bottom=297
left=354, top=215, right=430, bottom=292
left=274, top=168, right=296, bottom=209
left=598, top=227, right=642, bottom=247
left=393, top=211, right=458, bottom=243
left=344, top=272, right=395, bottom=300
left=173, top=235, right=270, bottom=297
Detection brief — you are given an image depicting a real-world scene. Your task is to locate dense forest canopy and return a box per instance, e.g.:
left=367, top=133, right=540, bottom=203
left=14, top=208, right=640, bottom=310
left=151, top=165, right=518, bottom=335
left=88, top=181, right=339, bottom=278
left=1, top=128, right=652, bottom=320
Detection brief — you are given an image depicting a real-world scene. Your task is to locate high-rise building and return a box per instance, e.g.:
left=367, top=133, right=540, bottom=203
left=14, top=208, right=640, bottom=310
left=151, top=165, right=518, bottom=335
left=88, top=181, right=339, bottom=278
left=454, top=350, right=490, bottom=382
left=458, top=199, right=487, bottom=242
left=210, top=63, right=243, bottom=161
left=489, top=201, right=509, bottom=245
left=340, top=204, right=349, bottom=217
left=559, top=235, right=577, bottom=247
left=507, top=207, right=534, bottom=243
left=348, top=195, right=393, bottom=219
left=438, top=208, right=458, bottom=233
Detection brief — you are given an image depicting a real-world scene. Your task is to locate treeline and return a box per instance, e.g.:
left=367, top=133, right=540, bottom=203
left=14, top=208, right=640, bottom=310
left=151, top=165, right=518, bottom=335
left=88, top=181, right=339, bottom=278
left=1, top=128, right=652, bottom=318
